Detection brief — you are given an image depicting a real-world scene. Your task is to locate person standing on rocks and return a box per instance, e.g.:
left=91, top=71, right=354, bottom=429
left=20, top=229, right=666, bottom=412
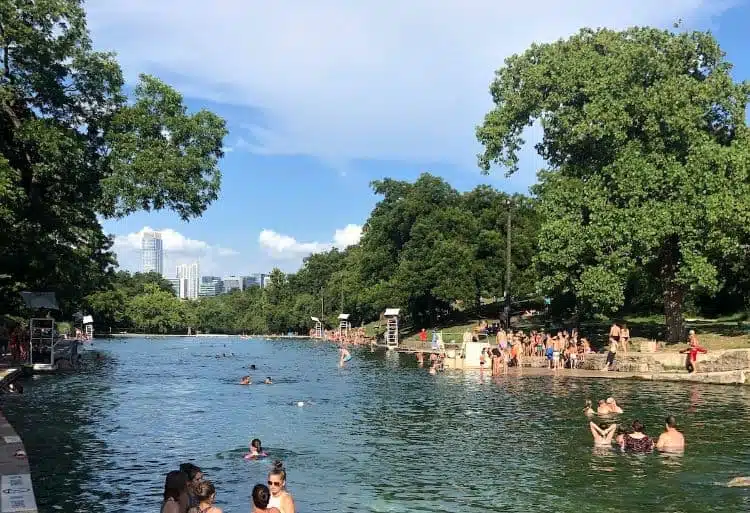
left=680, top=330, right=707, bottom=374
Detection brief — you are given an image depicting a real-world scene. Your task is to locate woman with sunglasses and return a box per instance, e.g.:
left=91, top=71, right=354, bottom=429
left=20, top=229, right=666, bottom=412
left=251, top=484, right=280, bottom=513
left=267, top=462, right=295, bottom=513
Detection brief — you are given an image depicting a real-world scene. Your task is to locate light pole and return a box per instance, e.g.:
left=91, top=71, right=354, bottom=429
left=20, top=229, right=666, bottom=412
left=504, top=198, right=512, bottom=328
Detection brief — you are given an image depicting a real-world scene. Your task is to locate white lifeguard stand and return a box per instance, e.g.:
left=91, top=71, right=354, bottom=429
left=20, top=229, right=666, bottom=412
left=338, top=314, right=351, bottom=336
left=311, top=316, right=323, bottom=339
left=384, top=308, right=400, bottom=348
left=83, top=315, right=94, bottom=340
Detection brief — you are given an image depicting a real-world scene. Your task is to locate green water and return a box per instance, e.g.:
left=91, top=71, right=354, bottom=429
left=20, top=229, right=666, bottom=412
left=2, top=337, right=750, bottom=512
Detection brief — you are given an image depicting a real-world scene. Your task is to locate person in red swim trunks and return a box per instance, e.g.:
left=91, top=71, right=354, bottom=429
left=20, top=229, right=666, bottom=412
left=680, top=330, right=707, bottom=374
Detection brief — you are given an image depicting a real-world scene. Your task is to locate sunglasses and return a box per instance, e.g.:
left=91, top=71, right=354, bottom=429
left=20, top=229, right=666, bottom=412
left=268, top=481, right=282, bottom=487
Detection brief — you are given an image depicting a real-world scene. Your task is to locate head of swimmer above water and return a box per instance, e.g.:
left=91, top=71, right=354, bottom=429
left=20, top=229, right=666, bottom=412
left=251, top=438, right=262, bottom=453
left=268, top=462, right=287, bottom=494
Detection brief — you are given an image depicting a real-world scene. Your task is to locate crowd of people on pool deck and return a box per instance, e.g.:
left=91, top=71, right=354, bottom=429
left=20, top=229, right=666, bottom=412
left=310, top=326, right=373, bottom=346
left=583, top=396, right=685, bottom=453
left=410, top=320, right=708, bottom=375
left=161, top=454, right=295, bottom=513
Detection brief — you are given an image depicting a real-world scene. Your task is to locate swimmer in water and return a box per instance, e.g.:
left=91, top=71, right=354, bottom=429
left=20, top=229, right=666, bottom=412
left=264, top=377, right=273, bottom=385
left=245, top=438, right=268, bottom=460
left=339, top=345, right=351, bottom=367
left=583, top=400, right=595, bottom=417
left=240, top=376, right=251, bottom=385
left=728, top=476, right=750, bottom=487
left=589, top=421, right=618, bottom=446
left=605, top=397, right=623, bottom=414
left=250, top=364, right=257, bottom=370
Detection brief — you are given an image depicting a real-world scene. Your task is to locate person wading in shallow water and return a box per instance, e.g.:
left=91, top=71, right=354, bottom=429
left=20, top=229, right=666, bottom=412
left=179, top=463, right=203, bottom=509
left=252, top=484, right=280, bottom=513
left=161, top=471, right=189, bottom=513
left=267, top=462, right=296, bottom=513
left=656, top=415, right=685, bottom=452
left=194, top=481, right=222, bottom=513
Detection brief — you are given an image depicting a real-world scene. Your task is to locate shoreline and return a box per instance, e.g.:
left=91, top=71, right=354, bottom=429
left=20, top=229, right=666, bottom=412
left=102, top=333, right=311, bottom=339
left=0, top=367, right=38, bottom=513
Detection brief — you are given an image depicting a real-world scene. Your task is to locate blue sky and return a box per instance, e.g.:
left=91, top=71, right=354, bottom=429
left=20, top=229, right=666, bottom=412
left=85, top=0, right=750, bottom=277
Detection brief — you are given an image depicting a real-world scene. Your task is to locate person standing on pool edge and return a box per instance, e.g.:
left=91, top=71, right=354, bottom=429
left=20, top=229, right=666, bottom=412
left=267, top=461, right=295, bottom=513
left=680, top=330, right=707, bottom=373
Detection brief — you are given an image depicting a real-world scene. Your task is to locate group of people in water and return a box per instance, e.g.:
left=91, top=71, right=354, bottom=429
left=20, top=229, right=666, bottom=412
left=161, top=456, right=295, bottom=513
left=584, top=396, right=685, bottom=453
left=239, top=364, right=274, bottom=385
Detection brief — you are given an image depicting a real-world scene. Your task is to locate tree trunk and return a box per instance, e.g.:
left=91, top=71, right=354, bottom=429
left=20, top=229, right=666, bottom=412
left=661, top=236, right=685, bottom=344
left=663, top=281, right=684, bottom=343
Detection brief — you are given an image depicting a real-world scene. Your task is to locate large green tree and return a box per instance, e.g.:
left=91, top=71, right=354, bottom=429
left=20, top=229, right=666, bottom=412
left=0, top=0, right=227, bottom=314
left=477, top=26, right=750, bottom=341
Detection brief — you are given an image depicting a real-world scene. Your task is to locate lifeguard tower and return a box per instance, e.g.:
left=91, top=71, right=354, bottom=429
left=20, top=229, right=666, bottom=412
left=311, top=316, right=324, bottom=339
left=83, top=315, right=94, bottom=340
left=384, top=308, right=400, bottom=348
left=21, top=291, right=81, bottom=372
left=338, top=314, right=351, bottom=337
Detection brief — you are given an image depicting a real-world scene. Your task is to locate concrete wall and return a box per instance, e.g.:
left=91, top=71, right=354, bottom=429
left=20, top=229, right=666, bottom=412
left=579, top=349, right=750, bottom=373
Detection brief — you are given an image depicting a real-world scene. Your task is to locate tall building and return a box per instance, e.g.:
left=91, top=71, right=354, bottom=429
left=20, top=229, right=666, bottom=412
left=261, top=273, right=272, bottom=288
left=222, top=275, right=242, bottom=293
left=176, top=262, right=200, bottom=300
left=167, top=278, right=180, bottom=296
left=199, top=277, right=223, bottom=297
left=242, top=275, right=260, bottom=289
left=141, top=231, right=164, bottom=275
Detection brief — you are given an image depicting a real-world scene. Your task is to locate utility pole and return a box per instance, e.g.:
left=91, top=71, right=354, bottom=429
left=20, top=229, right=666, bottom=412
left=321, top=288, right=324, bottom=321
left=505, top=198, right=512, bottom=328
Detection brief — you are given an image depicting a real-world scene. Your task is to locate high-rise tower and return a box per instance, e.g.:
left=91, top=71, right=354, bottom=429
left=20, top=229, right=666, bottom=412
left=141, top=231, right=164, bottom=275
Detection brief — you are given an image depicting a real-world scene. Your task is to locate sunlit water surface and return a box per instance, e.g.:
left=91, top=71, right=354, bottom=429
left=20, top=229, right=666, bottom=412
left=2, top=337, right=750, bottom=512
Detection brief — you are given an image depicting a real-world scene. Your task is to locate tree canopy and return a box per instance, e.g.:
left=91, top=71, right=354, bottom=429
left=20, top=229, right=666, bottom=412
left=477, top=26, right=750, bottom=341
left=85, top=175, right=543, bottom=335
left=0, top=0, right=227, bottom=314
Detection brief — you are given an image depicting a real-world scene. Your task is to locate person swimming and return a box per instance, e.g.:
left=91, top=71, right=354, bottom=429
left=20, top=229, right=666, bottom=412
left=264, top=377, right=273, bottom=384
left=240, top=376, right=251, bottom=385
left=339, top=345, right=351, bottom=366
left=583, top=400, right=595, bottom=417
left=590, top=421, right=617, bottom=446
left=245, top=438, right=268, bottom=460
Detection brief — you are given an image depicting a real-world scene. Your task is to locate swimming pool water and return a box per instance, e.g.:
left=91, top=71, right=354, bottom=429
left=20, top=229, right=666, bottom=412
left=2, top=337, right=750, bottom=512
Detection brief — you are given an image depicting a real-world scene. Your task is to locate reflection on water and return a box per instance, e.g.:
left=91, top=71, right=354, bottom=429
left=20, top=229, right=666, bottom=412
left=2, top=338, right=750, bottom=512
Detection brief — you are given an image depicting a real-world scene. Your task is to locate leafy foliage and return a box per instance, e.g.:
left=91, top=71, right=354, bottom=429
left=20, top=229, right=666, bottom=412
left=85, top=174, right=543, bottom=334
left=0, top=0, right=227, bottom=315
left=477, top=26, right=750, bottom=340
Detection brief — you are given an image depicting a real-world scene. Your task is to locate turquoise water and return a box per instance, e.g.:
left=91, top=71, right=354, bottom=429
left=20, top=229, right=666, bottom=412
left=2, top=336, right=750, bottom=512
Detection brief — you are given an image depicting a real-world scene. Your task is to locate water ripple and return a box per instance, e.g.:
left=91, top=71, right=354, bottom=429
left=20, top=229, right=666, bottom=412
left=2, top=339, right=750, bottom=512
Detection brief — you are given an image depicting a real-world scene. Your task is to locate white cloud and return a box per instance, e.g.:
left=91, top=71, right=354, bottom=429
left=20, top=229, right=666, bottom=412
left=111, top=226, right=239, bottom=276
left=83, top=0, right=733, bottom=177
left=333, top=224, right=363, bottom=248
left=259, top=224, right=363, bottom=260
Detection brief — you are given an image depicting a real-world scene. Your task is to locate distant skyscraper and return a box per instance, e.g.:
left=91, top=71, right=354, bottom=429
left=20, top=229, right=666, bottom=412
left=242, top=275, right=260, bottom=289
left=222, top=275, right=242, bottom=293
left=141, top=231, right=164, bottom=275
left=176, top=262, right=200, bottom=300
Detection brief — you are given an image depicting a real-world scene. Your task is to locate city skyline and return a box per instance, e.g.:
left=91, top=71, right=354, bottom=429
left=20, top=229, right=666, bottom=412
left=138, top=229, right=269, bottom=279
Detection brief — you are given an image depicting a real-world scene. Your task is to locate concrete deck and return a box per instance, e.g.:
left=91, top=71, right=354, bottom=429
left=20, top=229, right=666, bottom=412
left=375, top=344, right=750, bottom=386
left=0, top=368, right=38, bottom=513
